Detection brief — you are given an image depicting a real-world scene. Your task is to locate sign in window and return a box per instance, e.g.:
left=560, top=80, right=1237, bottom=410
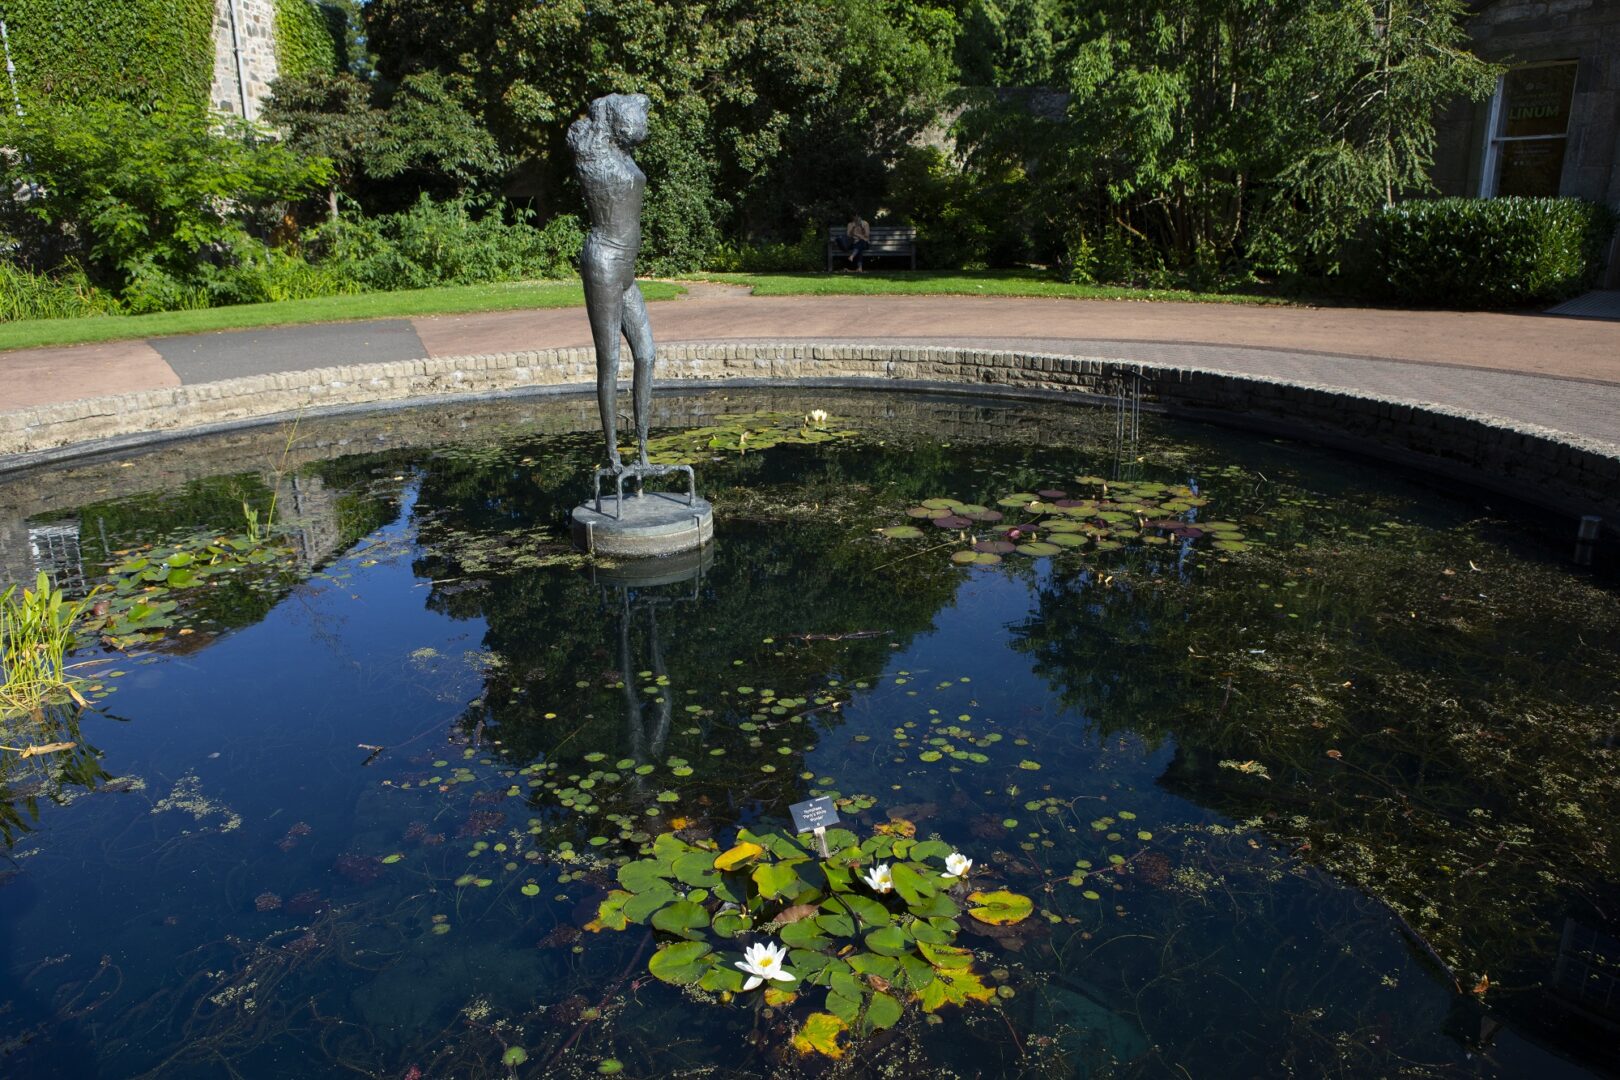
left=1481, top=62, right=1577, bottom=197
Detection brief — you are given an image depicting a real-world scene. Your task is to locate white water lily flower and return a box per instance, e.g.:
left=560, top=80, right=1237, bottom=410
left=735, top=940, right=794, bottom=991
left=863, top=863, right=894, bottom=893
left=807, top=409, right=829, bottom=427
left=942, top=852, right=973, bottom=879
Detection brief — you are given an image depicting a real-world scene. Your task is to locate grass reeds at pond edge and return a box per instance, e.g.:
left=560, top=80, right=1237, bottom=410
left=0, top=572, right=98, bottom=714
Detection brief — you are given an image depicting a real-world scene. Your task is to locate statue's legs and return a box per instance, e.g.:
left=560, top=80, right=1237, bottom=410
left=621, top=283, right=656, bottom=467
left=582, top=256, right=625, bottom=470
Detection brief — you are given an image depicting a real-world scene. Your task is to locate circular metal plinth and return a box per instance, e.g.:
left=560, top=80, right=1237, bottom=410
left=572, top=492, right=714, bottom=558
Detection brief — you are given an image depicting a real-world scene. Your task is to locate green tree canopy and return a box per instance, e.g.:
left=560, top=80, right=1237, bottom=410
left=362, top=0, right=960, bottom=269
left=948, top=0, right=1496, bottom=277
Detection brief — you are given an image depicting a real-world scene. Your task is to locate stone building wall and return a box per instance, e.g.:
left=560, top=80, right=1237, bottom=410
left=1430, top=0, right=1620, bottom=282
left=1433, top=0, right=1620, bottom=204
left=209, top=0, right=280, bottom=121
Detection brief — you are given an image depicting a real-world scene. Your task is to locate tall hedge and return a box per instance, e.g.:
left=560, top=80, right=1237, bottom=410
left=273, top=0, right=345, bottom=78
left=1351, top=197, right=1616, bottom=309
left=0, top=0, right=215, bottom=108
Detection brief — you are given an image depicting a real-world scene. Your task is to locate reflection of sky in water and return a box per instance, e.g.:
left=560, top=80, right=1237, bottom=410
left=0, top=390, right=1613, bottom=1078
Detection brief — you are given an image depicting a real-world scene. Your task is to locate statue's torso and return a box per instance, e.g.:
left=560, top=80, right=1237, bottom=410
left=579, top=155, right=645, bottom=250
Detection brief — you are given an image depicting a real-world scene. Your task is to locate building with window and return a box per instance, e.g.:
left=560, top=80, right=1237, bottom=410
left=1431, top=0, right=1620, bottom=283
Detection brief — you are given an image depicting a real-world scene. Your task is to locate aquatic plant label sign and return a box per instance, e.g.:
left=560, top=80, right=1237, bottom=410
left=789, top=796, right=840, bottom=835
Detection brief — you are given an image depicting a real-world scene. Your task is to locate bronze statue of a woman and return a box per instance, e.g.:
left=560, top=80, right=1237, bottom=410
left=568, top=93, right=655, bottom=474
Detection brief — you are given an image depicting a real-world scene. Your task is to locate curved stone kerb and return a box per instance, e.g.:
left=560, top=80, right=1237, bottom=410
left=0, top=342, right=1615, bottom=531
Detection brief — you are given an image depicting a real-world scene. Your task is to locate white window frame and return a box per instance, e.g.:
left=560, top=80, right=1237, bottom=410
left=1478, top=59, right=1578, bottom=198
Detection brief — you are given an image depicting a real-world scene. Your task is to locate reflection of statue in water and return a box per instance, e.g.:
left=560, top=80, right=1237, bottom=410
left=568, top=93, right=655, bottom=474
left=594, top=549, right=711, bottom=777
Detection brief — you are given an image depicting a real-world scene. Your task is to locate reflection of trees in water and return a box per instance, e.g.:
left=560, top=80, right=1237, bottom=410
left=0, top=702, right=110, bottom=849
left=1010, top=526, right=1620, bottom=1069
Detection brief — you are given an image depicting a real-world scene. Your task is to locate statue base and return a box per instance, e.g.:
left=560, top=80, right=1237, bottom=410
left=571, top=464, right=714, bottom=559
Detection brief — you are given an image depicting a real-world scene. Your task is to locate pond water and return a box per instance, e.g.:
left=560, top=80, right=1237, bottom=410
left=0, top=389, right=1616, bottom=1079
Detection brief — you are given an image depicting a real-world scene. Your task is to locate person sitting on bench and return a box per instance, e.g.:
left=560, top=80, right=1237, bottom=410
left=834, top=211, right=871, bottom=271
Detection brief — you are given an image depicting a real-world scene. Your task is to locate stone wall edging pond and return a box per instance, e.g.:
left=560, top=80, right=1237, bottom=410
left=1, top=342, right=1616, bottom=532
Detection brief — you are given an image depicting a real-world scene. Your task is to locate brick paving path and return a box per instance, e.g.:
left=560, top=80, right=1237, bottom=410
left=3, top=288, right=1616, bottom=448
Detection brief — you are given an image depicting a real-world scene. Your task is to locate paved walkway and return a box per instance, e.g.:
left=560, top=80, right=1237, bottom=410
left=4, top=285, right=1618, bottom=448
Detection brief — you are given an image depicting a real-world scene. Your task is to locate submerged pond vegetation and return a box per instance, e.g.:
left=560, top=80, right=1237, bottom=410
left=0, top=390, right=1616, bottom=1077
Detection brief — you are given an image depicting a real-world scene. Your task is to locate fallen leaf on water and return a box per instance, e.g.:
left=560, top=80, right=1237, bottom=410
left=770, top=903, right=820, bottom=927
left=6, top=742, right=76, bottom=758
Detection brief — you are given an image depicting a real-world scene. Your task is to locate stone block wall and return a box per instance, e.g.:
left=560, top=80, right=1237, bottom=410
left=1, top=344, right=1616, bottom=534
left=209, top=0, right=279, bottom=121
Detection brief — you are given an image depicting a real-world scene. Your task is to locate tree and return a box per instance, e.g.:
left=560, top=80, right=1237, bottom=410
left=361, top=0, right=959, bottom=268
left=362, top=72, right=510, bottom=207
left=948, top=0, right=1496, bottom=278
left=262, top=71, right=380, bottom=221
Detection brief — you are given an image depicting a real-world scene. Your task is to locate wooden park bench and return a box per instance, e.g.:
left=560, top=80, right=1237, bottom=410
left=826, top=224, right=917, bottom=270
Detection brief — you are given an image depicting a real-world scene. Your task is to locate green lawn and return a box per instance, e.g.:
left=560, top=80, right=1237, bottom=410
left=691, top=269, right=1289, bottom=305
left=0, top=279, right=686, bottom=352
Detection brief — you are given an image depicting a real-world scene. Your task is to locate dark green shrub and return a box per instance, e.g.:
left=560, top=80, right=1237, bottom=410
left=1350, top=197, right=1615, bottom=308
left=704, top=228, right=821, bottom=273
left=314, top=196, right=583, bottom=289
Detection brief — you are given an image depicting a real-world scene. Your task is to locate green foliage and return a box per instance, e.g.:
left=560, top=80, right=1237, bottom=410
left=274, top=0, right=348, bottom=78
left=362, top=0, right=958, bottom=265
left=0, top=100, right=330, bottom=300
left=0, top=262, right=121, bottom=322
left=203, top=247, right=359, bottom=307
left=0, top=573, right=97, bottom=714
left=262, top=71, right=379, bottom=200
left=361, top=73, right=509, bottom=202
left=703, top=228, right=822, bottom=273
left=949, top=0, right=1497, bottom=277
left=0, top=0, right=214, bottom=108
left=591, top=823, right=1014, bottom=1052
left=1348, top=197, right=1616, bottom=308
left=314, top=195, right=583, bottom=290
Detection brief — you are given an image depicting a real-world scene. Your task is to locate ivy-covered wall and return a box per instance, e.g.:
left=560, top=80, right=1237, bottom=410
left=273, top=0, right=345, bottom=79
left=0, top=0, right=216, bottom=108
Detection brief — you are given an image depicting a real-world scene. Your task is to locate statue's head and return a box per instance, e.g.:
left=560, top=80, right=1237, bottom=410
left=606, top=94, right=650, bottom=148
left=569, top=93, right=650, bottom=157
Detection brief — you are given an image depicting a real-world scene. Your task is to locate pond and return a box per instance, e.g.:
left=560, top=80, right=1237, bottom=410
left=0, top=388, right=1616, bottom=1078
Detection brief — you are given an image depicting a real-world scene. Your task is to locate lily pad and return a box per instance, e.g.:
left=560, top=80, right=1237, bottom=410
left=865, top=925, right=912, bottom=957
left=1015, top=542, right=1061, bottom=556
left=917, top=965, right=996, bottom=1012
left=880, top=525, right=925, bottom=539
left=651, top=900, right=710, bottom=939
left=933, top=515, right=973, bottom=529
left=792, top=1012, right=848, bottom=1059
left=966, top=889, right=1034, bottom=926
left=714, top=841, right=765, bottom=871
left=648, top=940, right=714, bottom=985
